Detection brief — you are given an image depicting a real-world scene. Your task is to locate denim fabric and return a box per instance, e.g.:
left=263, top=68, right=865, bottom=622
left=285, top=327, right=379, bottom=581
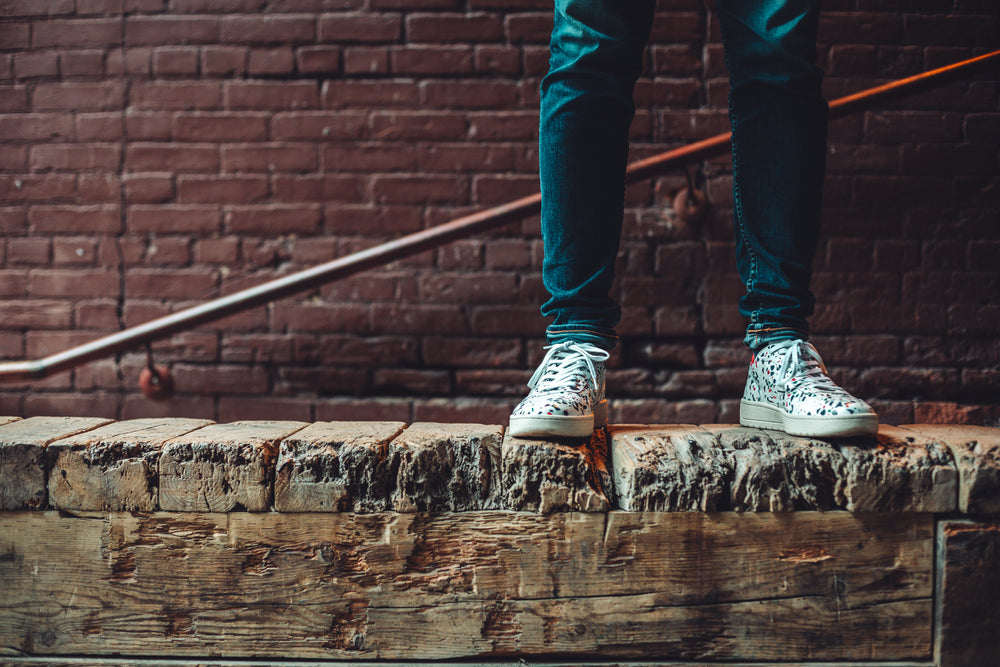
left=538, top=0, right=827, bottom=351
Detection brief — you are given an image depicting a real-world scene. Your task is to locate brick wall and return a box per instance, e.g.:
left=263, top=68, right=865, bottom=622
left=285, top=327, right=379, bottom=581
left=0, top=0, right=997, bottom=426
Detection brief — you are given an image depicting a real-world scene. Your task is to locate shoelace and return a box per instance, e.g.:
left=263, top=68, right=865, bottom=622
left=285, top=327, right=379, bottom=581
left=527, top=341, right=609, bottom=393
left=770, top=339, right=838, bottom=393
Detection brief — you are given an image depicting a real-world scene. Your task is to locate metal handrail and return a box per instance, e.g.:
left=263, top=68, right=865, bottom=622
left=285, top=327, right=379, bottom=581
left=1, top=49, right=997, bottom=384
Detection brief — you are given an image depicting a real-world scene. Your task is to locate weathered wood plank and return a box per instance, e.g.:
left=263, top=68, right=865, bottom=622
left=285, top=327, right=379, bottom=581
left=935, top=520, right=1000, bottom=667
left=274, top=421, right=406, bottom=512
left=385, top=422, right=503, bottom=511
left=0, top=511, right=932, bottom=661
left=692, top=424, right=957, bottom=512
left=0, top=660, right=937, bottom=667
left=159, top=421, right=308, bottom=512
left=0, top=417, right=112, bottom=510
left=609, top=425, right=730, bottom=511
left=47, top=418, right=214, bottom=512
left=501, top=429, right=612, bottom=512
left=901, top=424, right=1000, bottom=513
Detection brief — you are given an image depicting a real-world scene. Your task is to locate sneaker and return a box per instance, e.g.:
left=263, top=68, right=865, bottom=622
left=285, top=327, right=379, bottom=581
left=509, top=341, right=610, bottom=439
left=740, top=339, right=878, bottom=437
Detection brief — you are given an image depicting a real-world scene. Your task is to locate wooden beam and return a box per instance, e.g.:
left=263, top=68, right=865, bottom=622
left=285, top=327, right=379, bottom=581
left=0, top=511, right=932, bottom=662
left=901, top=424, right=1000, bottom=513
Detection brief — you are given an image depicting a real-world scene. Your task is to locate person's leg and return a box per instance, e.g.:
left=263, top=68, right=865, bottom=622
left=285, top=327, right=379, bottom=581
left=510, top=0, right=654, bottom=439
left=539, top=0, right=656, bottom=351
left=718, top=0, right=877, bottom=436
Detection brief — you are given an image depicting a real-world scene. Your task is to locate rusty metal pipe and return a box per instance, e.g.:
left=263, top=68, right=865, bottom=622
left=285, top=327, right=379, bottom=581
left=1, top=49, right=997, bottom=383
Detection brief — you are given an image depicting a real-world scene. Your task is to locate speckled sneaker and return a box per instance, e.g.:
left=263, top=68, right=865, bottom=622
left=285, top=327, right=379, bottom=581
left=740, top=339, right=878, bottom=437
left=509, top=341, right=609, bottom=439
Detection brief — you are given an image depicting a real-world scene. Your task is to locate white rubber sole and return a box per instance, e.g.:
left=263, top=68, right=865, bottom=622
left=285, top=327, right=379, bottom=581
left=740, top=399, right=878, bottom=438
left=508, top=400, right=608, bottom=439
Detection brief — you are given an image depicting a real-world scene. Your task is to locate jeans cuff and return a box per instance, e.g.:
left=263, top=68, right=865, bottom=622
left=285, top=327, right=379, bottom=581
left=546, top=325, right=619, bottom=351
left=743, top=325, right=808, bottom=351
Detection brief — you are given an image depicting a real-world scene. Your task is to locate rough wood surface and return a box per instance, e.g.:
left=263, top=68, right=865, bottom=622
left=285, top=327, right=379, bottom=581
left=610, top=425, right=730, bottom=511
left=501, top=429, right=612, bottom=512
left=935, top=520, right=1000, bottom=666
left=274, top=421, right=406, bottom=512
left=901, top=424, right=1000, bottom=514
left=0, top=511, right=932, bottom=662
left=159, top=421, right=307, bottom=512
left=47, top=418, right=214, bottom=512
left=385, top=422, right=503, bottom=511
left=0, top=417, right=111, bottom=510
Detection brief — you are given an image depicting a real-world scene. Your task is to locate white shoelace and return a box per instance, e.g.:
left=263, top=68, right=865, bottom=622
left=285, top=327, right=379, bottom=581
left=528, top=341, right=609, bottom=393
left=769, top=339, right=838, bottom=393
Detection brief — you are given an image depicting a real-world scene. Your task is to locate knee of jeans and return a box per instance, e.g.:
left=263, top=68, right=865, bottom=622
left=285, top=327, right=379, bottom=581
left=720, top=1, right=823, bottom=89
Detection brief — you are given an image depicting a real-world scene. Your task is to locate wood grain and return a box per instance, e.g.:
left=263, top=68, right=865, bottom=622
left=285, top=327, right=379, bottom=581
left=0, top=511, right=932, bottom=661
left=385, top=422, right=503, bottom=511
left=274, top=421, right=406, bottom=512
left=901, top=424, right=1000, bottom=513
left=501, top=429, right=612, bottom=512
left=47, top=418, right=214, bottom=512
left=935, top=520, right=1000, bottom=667
left=0, top=417, right=111, bottom=510
left=158, top=421, right=308, bottom=512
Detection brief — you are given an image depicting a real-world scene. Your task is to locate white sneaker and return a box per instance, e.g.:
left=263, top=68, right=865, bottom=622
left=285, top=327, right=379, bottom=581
left=509, top=341, right=609, bottom=438
left=740, top=339, right=878, bottom=437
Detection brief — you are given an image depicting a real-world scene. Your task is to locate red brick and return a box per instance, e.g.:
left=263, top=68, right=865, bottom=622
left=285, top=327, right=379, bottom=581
left=125, top=267, right=217, bottom=299
left=6, top=237, right=48, bottom=265
left=145, top=237, right=192, bottom=265
left=219, top=333, right=298, bottom=364
left=131, top=82, right=221, bottom=110
left=318, top=13, right=401, bottom=43
left=52, top=237, right=98, bottom=265
left=25, top=330, right=100, bottom=358
left=202, top=46, right=247, bottom=77
left=152, top=47, right=200, bottom=76
left=177, top=175, right=268, bottom=204
left=275, top=366, right=370, bottom=396
left=467, top=111, right=537, bottom=140
left=125, top=16, right=219, bottom=45
left=271, top=110, right=367, bottom=141
left=123, top=173, right=173, bottom=203
left=315, top=398, right=411, bottom=423
left=14, top=52, right=59, bottom=79
left=33, top=82, right=124, bottom=111
left=59, top=50, right=106, bottom=77
left=411, top=397, right=512, bottom=425
left=224, top=81, right=318, bottom=109
left=0, top=270, right=28, bottom=298
left=322, top=80, right=420, bottom=108
left=373, top=368, right=451, bottom=395
left=221, top=144, right=317, bottom=173
left=120, top=393, right=217, bottom=421
left=0, top=174, right=76, bottom=202
left=172, top=112, right=268, bottom=141
left=407, top=13, right=503, bottom=42
left=29, top=143, right=120, bottom=171
left=369, top=303, right=469, bottom=335
left=865, top=111, right=963, bottom=143
left=225, top=205, right=321, bottom=234
left=473, top=174, right=539, bottom=204
left=247, top=47, right=295, bottom=75
left=128, top=205, right=220, bottom=234
left=194, top=237, right=240, bottom=264
left=391, top=46, right=473, bottom=75
left=474, top=45, right=520, bottom=75
left=271, top=174, right=365, bottom=202
left=371, top=111, right=467, bottom=140
left=322, top=204, right=422, bottom=235
left=219, top=396, right=312, bottom=422
left=372, top=174, right=468, bottom=205
left=0, top=113, right=74, bottom=141
left=33, top=18, right=122, bottom=48
left=0, top=23, right=30, bottom=50
left=174, top=363, right=270, bottom=395
left=272, top=302, right=371, bottom=333
left=23, top=393, right=120, bottom=419
left=421, top=80, right=519, bottom=109
left=0, top=300, right=72, bottom=329
left=220, top=15, right=316, bottom=44
left=75, top=113, right=122, bottom=141
left=126, top=143, right=217, bottom=172
left=422, top=336, right=522, bottom=367
left=342, top=46, right=389, bottom=74
left=0, top=145, right=27, bottom=171
left=295, top=45, right=341, bottom=74
left=28, top=268, right=117, bottom=298
left=504, top=12, right=552, bottom=43
left=322, top=143, right=416, bottom=172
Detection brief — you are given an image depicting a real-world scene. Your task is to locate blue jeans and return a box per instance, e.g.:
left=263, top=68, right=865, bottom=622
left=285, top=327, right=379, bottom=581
left=540, top=0, right=827, bottom=351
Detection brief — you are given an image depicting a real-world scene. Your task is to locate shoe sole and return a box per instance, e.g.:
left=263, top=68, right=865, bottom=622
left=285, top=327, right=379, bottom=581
left=739, top=400, right=878, bottom=438
left=509, top=400, right=608, bottom=439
